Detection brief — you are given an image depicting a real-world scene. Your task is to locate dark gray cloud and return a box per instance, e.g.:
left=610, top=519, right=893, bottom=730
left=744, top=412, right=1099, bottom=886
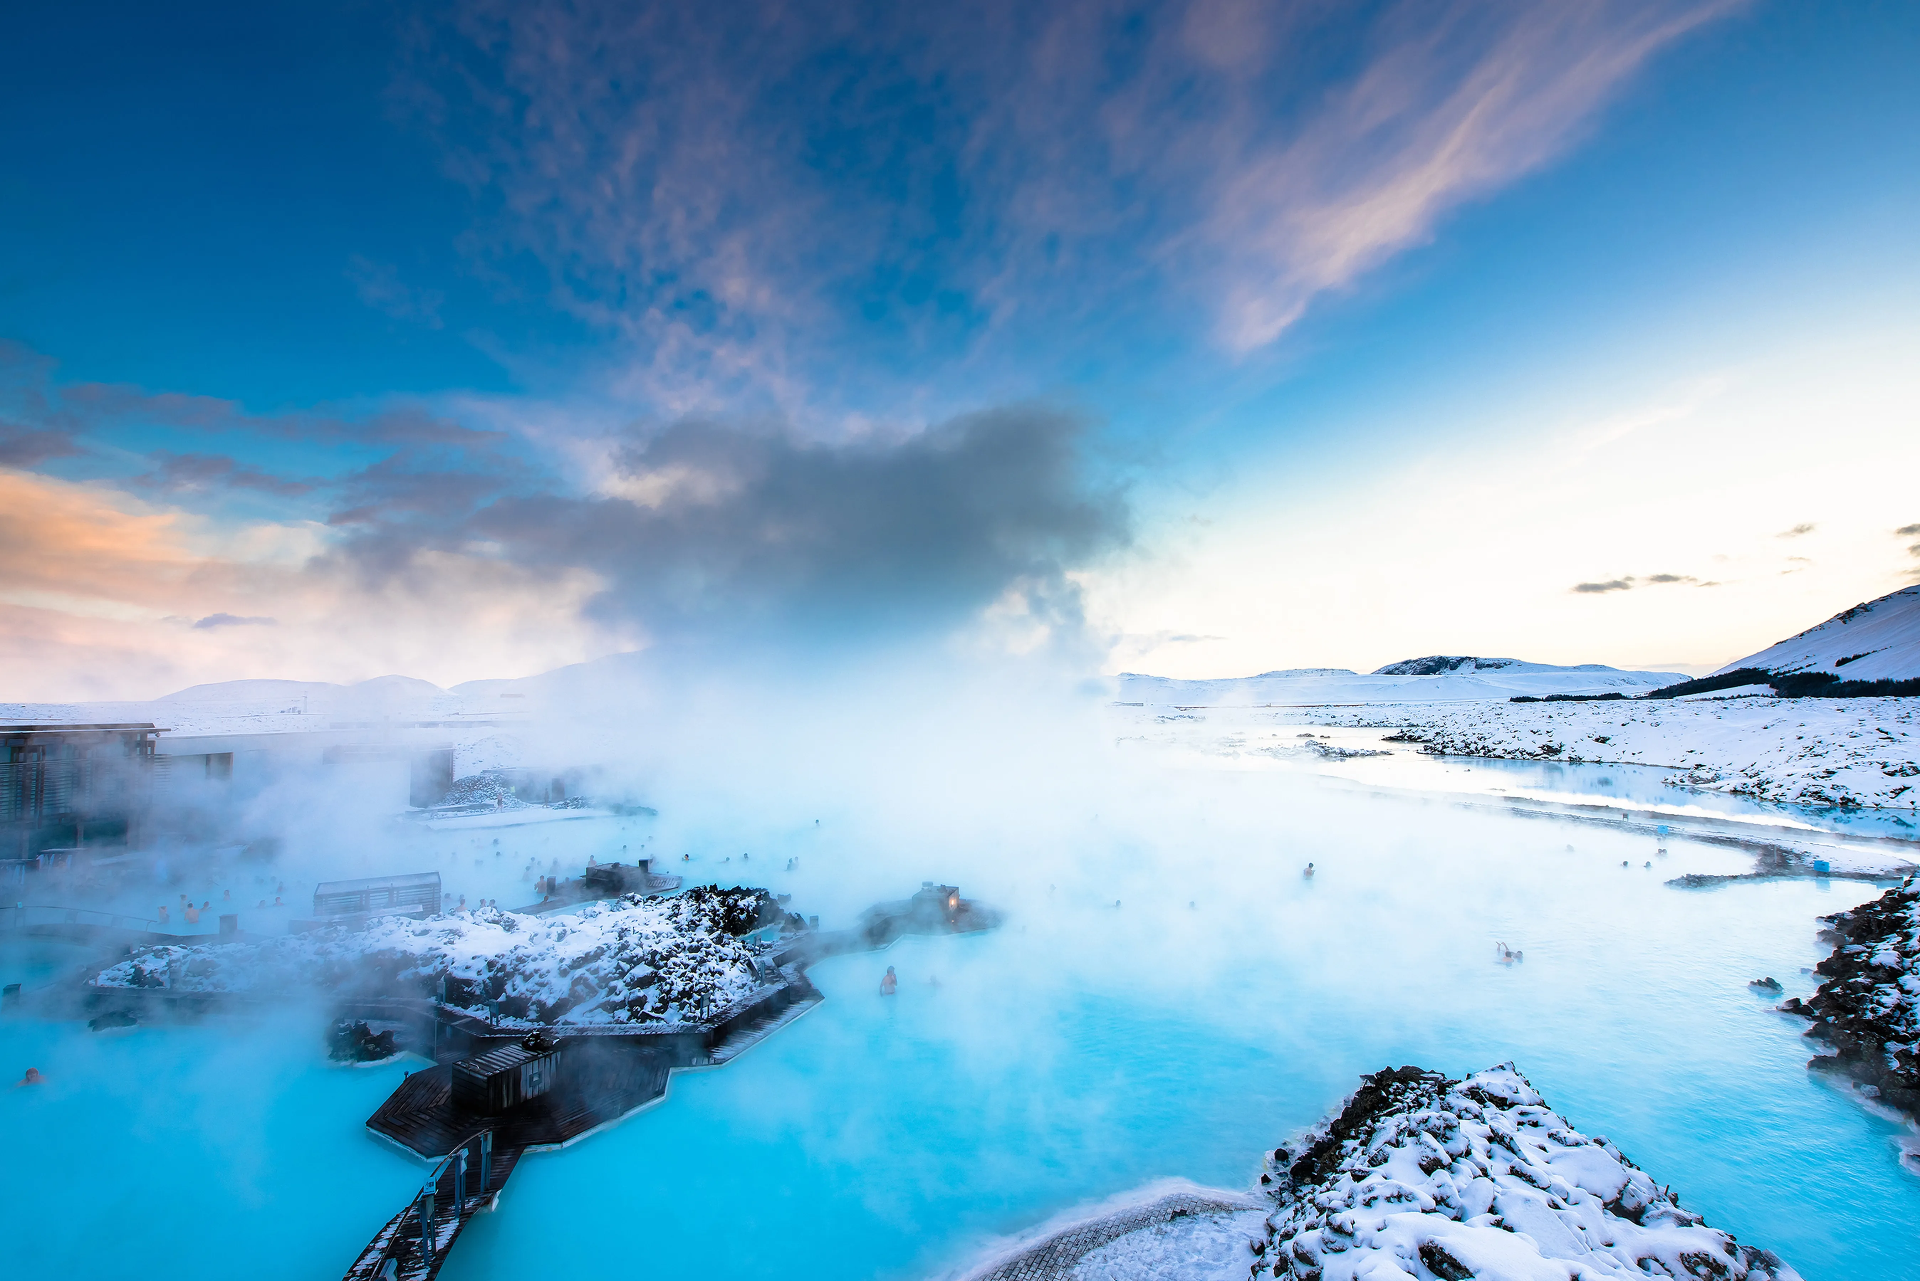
left=326, top=405, right=1131, bottom=650
left=1573, top=572, right=1713, bottom=594
left=0, top=421, right=82, bottom=467
left=134, top=452, right=318, bottom=498
left=1776, top=523, right=1815, bottom=538
left=192, top=614, right=277, bottom=630
left=1898, top=523, right=1920, bottom=537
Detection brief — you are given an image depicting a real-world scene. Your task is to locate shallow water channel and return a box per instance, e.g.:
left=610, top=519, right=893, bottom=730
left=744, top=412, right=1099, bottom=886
left=3, top=767, right=1917, bottom=1279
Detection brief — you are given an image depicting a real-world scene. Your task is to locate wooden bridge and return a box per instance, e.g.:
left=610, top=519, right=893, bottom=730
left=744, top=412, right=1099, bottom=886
left=345, top=1130, right=525, bottom=1281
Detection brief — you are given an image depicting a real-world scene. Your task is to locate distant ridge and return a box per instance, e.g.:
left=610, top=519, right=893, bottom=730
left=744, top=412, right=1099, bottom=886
left=1370, top=656, right=1614, bottom=677
left=1116, top=659, right=1685, bottom=706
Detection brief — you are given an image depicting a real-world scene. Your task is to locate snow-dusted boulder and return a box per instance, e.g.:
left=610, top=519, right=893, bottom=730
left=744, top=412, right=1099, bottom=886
left=1782, top=878, right=1920, bottom=1117
left=1255, top=1064, right=1799, bottom=1280
left=93, top=886, right=780, bottom=1026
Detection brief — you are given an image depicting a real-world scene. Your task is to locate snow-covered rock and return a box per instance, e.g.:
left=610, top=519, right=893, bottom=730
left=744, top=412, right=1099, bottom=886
left=1116, top=662, right=1686, bottom=708
left=92, top=887, right=779, bottom=1025
left=1255, top=1064, right=1800, bottom=1280
left=1781, top=878, right=1920, bottom=1118
left=1311, top=698, right=1920, bottom=809
left=1716, top=584, right=1920, bottom=684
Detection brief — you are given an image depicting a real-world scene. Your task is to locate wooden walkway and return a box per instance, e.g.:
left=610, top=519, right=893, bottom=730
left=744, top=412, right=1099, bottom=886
left=344, top=1133, right=526, bottom=1281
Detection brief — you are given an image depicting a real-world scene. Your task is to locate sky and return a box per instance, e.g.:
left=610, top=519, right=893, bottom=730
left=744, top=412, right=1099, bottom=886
left=1, top=0, right=1917, bottom=699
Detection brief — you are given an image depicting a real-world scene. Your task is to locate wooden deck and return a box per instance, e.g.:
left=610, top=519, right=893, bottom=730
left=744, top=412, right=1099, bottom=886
left=349, top=981, right=822, bottom=1279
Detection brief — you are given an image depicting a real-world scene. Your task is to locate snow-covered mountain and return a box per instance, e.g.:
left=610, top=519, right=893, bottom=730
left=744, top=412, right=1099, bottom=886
left=1715, top=584, right=1920, bottom=683
left=1116, top=658, right=1686, bottom=706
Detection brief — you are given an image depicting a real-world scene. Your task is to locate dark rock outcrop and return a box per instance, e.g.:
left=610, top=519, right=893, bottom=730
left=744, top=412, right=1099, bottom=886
left=1780, top=878, right=1920, bottom=1117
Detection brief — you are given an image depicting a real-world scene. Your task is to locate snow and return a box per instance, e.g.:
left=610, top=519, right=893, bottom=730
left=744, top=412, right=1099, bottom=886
left=1302, top=697, right=1920, bottom=810
left=1070, top=1209, right=1270, bottom=1280
left=91, top=889, right=776, bottom=1025
left=1715, top=584, right=1920, bottom=683
left=1116, top=661, right=1686, bottom=708
left=1254, top=1063, right=1800, bottom=1280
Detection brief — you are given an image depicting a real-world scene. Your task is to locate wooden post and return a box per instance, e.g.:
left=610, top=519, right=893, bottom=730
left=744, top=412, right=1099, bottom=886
left=418, top=1180, right=436, bottom=1258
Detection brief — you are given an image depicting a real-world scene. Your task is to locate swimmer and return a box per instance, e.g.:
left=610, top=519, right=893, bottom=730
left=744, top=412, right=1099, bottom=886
left=157, top=905, right=170, bottom=924
left=15, top=1067, right=43, bottom=1087
left=879, top=966, right=897, bottom=996
left=1302, top=862, right=1315, bottom=879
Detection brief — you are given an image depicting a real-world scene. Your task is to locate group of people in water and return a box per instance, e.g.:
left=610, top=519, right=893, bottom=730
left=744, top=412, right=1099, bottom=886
left=156, top=887, right=277, bottom=925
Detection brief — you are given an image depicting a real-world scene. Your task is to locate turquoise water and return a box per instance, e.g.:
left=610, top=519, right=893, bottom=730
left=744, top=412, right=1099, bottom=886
left=0, top=1010, right=424, bottom=1277
left=4, top=770, right=1917, bottom=1279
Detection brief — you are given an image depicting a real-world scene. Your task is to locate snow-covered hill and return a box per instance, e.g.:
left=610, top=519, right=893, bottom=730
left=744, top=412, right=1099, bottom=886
left=1716, top=584, right=1920, bottom=683
left=1117, top=659, right=1685, bottom=707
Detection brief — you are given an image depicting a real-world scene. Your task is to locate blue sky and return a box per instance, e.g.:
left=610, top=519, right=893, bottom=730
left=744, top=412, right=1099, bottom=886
left=2, top=0, right=1917, bottom=697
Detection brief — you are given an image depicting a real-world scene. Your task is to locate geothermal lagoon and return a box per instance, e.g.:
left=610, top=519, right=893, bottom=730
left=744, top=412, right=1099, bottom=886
left=5, top=745, right=1919, bottom=1281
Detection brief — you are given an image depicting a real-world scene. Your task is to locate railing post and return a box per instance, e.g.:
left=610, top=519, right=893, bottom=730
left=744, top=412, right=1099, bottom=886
left=480, top=1131, right=492, bottom=1194
left=418, top=1179, right=436, bottom=1259
left=453, top=1147, right=467, bottom=1208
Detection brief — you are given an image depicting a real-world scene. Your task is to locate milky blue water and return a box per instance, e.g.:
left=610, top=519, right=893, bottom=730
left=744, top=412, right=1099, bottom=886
left=4, top=770, right=1917, bottom=1279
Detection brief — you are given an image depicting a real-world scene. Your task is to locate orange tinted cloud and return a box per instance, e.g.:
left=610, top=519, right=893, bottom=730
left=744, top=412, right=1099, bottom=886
left=0, top=469, right=628, bottom=700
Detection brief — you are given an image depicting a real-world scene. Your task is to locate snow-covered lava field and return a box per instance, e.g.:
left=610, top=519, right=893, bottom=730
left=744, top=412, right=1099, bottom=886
left=1305, top=696, right=1919, bottom=811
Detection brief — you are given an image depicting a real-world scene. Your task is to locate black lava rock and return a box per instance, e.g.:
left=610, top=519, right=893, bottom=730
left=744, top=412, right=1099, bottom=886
left=1780, top=881, right=1920, bottom=1119
left=328, top=1018, right=399, bottom=1063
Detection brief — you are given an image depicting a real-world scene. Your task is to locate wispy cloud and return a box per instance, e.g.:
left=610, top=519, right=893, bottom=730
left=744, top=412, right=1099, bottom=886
left=396, top=0, right=1738, bottom=415
left=1776, top=522, right=1816, bottom=537
left=347, top=255, right=445, bottom=328
left=1197, top=2, right=1742, bottom=350
left=191, top=613, right=276, bottom=630
left=1573, top=578, right=1634, bottom=593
